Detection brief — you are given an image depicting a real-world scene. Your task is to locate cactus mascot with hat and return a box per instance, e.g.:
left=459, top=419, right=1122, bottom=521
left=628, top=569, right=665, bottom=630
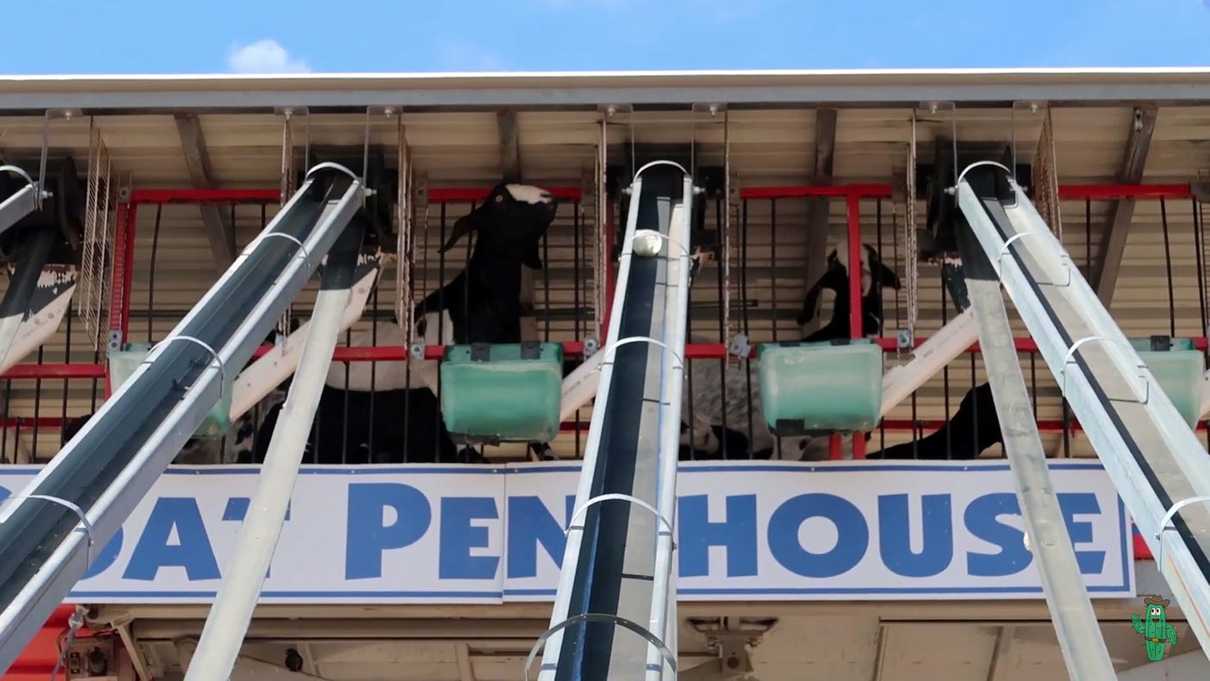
left=1132, top=596, right=1178, bottom=662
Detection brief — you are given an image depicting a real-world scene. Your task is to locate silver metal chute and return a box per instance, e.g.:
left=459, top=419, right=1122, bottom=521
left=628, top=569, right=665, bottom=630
left=535, top=161, right=696, bottom=681
left=955, top=214, right=1116, bottom=680
left=0, top=163, right=366, bottom=675
left=0, top=165, right=42, bottom=238
left=956, top=161, right=1210, bottom=660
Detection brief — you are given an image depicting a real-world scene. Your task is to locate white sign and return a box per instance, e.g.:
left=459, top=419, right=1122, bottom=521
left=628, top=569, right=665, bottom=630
left=0, top=460, right=1133, bottom=603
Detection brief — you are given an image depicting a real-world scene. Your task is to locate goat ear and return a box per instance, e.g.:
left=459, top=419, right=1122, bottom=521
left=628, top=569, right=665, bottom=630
left=440, top=213, right=478, bottom=253
left=523, top=242, right=543, bottom=270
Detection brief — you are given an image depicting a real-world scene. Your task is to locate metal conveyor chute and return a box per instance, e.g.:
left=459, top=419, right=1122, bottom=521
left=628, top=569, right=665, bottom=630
left=533, top=161, right=696, bottom=681
left=0, top=163, right=366, bottom=674
left=956, top=161, right=1210, bottom=659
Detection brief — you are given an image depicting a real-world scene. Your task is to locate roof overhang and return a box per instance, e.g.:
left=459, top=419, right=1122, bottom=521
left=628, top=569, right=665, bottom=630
left=1, top=67, right=1210, bottom=111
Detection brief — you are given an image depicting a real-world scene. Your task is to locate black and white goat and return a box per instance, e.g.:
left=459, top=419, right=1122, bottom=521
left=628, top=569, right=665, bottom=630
left=240, top=182, right=559, bottom=464
left=868, top=382, right=1002, bottom=460
left=679, top=243, right=899, bottom=461
left=797, top=244, right=901, bottom=342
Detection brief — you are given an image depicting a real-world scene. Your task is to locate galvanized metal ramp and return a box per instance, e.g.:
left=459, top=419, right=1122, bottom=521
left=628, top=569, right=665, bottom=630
left=534, top=161, right=696, bottom=681
left=0, top=163, right=367, bottom=674
left=957, top=161, right=1210, bottom=660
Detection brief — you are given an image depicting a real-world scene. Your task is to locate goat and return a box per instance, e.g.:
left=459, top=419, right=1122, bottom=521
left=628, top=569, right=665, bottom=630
left=867, top=382, right=1002, bottom=460
left=678, top=244, right=898, bottom=460
left=798, top=244, right=901, bottom=342
left=242, top=183, right=559, bottom=464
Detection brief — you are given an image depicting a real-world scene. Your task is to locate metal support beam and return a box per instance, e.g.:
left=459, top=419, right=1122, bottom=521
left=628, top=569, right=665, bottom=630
left=957, top=222, right=1116, bottom=681
left=174, top=113, right=236, bottom=272
left=1092, top=105, right=1157, bottom=304
left=800, top=108, right=836, bottom=335
left=184, top=221, right=364, bottom=681
left=0, top=181, right=38, bottom=238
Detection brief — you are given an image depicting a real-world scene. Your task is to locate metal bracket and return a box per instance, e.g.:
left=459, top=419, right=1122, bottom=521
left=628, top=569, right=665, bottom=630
left=1059, top=336, right=1149, bottom=405
left=729, top=334, right=751, bottom=360
left=1, top=493, right=95, bottom=568
left=566, top=492, right=675, bottom=539
left=582, top=337, right=599, bottom=359
left=524, top=612, right=678, bottom=681
left=1155, top=496, right=1210, bottom=567
left=145, top=335, right=228, bottom=399
left=410, top=342, right=426, bottom=361
left=602, top=336, right=684, bottom=370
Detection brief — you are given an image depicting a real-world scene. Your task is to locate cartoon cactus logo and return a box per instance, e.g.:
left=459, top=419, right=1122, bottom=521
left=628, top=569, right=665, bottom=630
left=1132, top=595, right=1178, bottom=662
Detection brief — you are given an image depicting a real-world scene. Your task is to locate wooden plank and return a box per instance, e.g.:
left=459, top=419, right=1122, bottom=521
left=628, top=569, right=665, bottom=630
left=1092, top=105, right=1158, bottom=304
left=173, top=114, right=236, bottom=272
left=800, top=108, right=837, bottom=336
left=497, top=110, right=521, bottom=183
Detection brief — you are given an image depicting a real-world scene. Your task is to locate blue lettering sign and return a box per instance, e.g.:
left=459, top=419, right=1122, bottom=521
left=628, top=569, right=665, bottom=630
left=878, top=494, right=953, bottom=577
left=506, top=495, right=575, bottom=579
left=768, top=493, right=868, bottom=578
left=345, top=483, right=431, bottom=579
left=439, top=497, right=500, bottom=579
left=1058, top=493, right=1106, bottom=574
left=82, top=530, right=123, bottom=579
left=965, top=493, right=1031, bottom=577
left=678, top=494, right=757, bottom=578
left=124, top=498, right=220, bottom=581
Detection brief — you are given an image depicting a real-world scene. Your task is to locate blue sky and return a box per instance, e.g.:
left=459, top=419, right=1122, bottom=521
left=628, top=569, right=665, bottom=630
left=5, top=0, right=1210, bottom=74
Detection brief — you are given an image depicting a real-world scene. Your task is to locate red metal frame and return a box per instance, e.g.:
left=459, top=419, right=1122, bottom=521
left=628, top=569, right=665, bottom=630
left=129, top=188, right=281, bottom=204
left=1058, top=184, right=1192, bottom=201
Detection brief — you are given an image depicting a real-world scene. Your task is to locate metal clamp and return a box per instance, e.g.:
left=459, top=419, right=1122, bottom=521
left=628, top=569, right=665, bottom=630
left=603, top=336, right=685, bottom=371
left=147, top=335, right=228, bottom=399
left=523, top=612, right=678, bottom=681
left=995, top=232, right=1072, bottom=286
left=1155, top=496, right=1210, bottom=567
left=1, top=494, right=95, bottom=568
left=566, top=493, right=675, bottom=540
left=1059, top=336, right=1149, bottom=404
left=0, top=164, right=37, bottom=190
left=954, top=160, right=1013, bottom=188
left=305, top=161, right=359, bottom=182
left=254, top=231, right=311, bottom=262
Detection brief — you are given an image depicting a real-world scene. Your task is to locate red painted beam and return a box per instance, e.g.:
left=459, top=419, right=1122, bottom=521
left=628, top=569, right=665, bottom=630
left=1058, top=184, right=1192, bottom=201
left=741, top=183, right=1191, bottom=202
left=740, top=184, right=893, bottom=200
left=426, top=186, right=583, bottom=203
left=129, top=188, right=281, bottom=204
left=0, top=363, right=107, bottom=380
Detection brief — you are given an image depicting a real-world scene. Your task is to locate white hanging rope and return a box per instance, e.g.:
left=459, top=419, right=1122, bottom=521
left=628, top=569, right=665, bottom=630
left=905, top=111, right=919, bottom=341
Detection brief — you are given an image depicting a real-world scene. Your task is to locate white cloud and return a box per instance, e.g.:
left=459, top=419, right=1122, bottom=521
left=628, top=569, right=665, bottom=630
left=227, top=39, right=311, bottom=74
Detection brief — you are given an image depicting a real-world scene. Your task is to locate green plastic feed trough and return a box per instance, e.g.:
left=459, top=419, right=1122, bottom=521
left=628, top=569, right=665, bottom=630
left=758, top=340, right=884, bottom=435
left=108, top=343, right=233, bottom=439
left=1131, top=336, right=1205, bottom=428
left=440, top=342, right=563, bottom=444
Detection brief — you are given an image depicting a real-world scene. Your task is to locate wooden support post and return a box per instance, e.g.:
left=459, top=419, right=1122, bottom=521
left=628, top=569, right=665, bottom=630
left=1092, top=105, right=1158, bottom=304
left=174, top=114, right=236, bottom=273
left=800, top=108, right=837, bottom=335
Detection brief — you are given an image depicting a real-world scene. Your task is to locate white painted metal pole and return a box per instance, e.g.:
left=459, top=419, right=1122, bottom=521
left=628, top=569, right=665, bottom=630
left=184, top=236, right=360, bottom=681
left=228, top=266, right=376, bottom=421
left=879, top=308, right=977, bottom=419
left=645, top=173, right=694, bottom=681
left=964, top=272, right=1116, bottom=681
